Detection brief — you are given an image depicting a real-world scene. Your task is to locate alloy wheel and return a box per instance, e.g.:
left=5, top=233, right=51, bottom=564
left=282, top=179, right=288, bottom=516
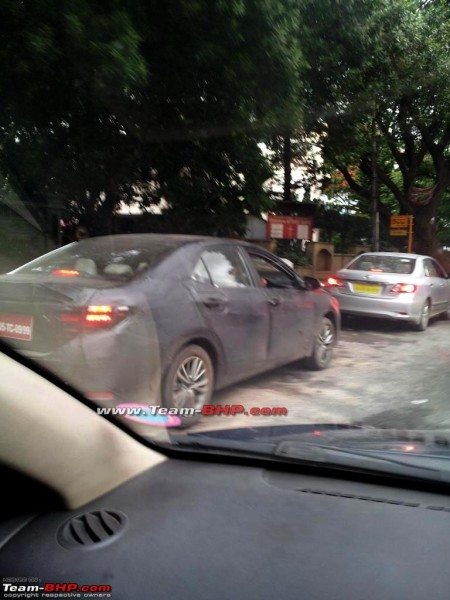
left=316, top=320, right=335, bottom=366
left=420, top=302, right=430, bottom=329
left=173, top=355, right=210, bottom=410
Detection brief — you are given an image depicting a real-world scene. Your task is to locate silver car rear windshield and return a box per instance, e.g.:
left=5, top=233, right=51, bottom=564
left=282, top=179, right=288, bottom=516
left=348, top=255, right=416, bottom=275
left=12, top=238, right=179, bottom=280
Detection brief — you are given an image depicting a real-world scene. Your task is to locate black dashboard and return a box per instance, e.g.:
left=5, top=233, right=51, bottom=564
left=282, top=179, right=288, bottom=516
left=2, top=456, right=450, bottom=599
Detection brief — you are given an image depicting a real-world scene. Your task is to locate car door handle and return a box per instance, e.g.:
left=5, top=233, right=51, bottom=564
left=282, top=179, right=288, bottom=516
left=268, top=297, right=280, bottom=307
left=202, top=296, right=226, bottom=309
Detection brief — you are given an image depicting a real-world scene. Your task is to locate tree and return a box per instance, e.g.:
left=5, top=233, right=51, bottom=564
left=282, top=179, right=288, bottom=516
left=0, top=0, right=147, bottom=231
left=0, top=0, right=304, bottom=238
left=299, top=0, right=450, bottom=255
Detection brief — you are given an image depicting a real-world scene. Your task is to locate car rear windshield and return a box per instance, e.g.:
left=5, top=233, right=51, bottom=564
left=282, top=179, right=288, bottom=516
left=348, top=255, right=416, bottom=274
left=12, top=238, right=179, bottom=280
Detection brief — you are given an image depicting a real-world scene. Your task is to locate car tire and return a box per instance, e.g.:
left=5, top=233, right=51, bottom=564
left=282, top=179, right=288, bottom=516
left=162, top=344, right=214, bottom=427
left=304, top=317, right=336, bottom=370
left=412, top=300, right=430, bottom=332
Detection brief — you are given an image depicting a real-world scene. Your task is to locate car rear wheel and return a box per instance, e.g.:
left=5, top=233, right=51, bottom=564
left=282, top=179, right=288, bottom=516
left=162, top=344, right=214, bottom=427
left=412, top=300, right=430, bottom=331
left=304, top=317, right=336, bottom=370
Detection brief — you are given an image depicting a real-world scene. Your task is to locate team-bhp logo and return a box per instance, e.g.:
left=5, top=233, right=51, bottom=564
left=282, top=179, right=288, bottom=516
left=98, top=403, right=289, bottom=423
left=201, top=404, right=288, bottom=416
left=2, top=581, right=112, bottom=597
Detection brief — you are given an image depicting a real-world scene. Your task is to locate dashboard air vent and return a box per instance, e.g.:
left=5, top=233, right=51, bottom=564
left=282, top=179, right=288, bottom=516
left=57, top=509, right=127, bottom=550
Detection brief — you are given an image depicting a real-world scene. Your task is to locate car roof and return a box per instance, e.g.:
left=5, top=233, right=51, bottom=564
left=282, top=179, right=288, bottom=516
left=74, top=233, right=253, bottom=249
left=83, top=233, right=211, bottom=245
left=355, top=252, right=427, bottom=260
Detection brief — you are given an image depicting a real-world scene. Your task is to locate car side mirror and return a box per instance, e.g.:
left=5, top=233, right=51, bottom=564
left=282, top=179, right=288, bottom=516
left=303, top=276, right=322, bottom=291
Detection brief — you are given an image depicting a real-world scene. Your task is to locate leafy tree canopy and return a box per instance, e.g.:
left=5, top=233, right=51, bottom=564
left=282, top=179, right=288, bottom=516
left=299, top=0, right=450, bottom=254
left=0, top=0, right=303, bottom=235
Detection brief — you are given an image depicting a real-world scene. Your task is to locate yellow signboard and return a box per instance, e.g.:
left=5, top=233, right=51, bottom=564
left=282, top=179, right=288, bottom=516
left=389, top=215, right=414, bottom=252
left=390, top=215, right=410, bottom=228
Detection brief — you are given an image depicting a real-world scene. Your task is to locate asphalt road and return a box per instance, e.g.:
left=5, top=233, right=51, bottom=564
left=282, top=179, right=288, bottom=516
left=193, top=315, right=450, bottom=432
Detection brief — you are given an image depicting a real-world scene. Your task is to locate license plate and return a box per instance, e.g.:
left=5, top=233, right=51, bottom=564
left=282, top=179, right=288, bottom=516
left=0, top=313, right=34, bottom=341
left=353, top=283, right=382, bottom=295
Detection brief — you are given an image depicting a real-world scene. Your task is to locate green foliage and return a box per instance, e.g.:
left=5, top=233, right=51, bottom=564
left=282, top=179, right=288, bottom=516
left=315, top=205, right=372, bottom=252
left=275, top=240, right=311, bottom=266
left=0, top=0, right=303, bottom=236
left=300, top=0, right=450, bottom=254
left=0, top=0, right=447, bottom=247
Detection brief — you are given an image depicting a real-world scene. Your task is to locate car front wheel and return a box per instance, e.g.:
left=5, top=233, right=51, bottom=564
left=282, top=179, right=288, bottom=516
left=162, top=344, right=214, bottom=426
left=304, top=316, right=336, bottom=370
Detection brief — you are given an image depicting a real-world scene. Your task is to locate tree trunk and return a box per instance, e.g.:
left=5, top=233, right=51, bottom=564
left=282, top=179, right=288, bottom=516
left=283, top=133, right=292, bottom=203
left=410, top=160, right=449, bottom=257
left=412, top=212, right=438, bottom=256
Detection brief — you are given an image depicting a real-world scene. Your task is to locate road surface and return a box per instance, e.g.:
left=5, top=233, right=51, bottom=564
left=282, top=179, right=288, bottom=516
left=193, top=315, right=450, bottom=432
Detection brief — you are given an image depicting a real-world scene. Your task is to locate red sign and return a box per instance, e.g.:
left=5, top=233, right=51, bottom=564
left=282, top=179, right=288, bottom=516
left=267, top=215, right=313, bottom=240
left=0, top=313, right=34, bottom=341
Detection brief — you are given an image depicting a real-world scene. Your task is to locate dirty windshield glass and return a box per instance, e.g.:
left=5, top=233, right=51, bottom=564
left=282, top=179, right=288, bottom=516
left=0, top=0, right=449, bottom=482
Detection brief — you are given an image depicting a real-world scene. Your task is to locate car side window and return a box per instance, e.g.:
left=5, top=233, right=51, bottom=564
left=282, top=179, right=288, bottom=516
left=247, top=253, right=297, bottom=289
left=201, top=248, right=252, bottom=288
left=191, top=258, right=212, bottom=284
left=424, top=259, right=438, bottom=277
left=432, top=260, right=447, bottom=278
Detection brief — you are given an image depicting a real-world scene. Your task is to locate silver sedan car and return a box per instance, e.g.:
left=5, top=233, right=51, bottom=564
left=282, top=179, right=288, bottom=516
left=324, top=252, right=449, bottom=331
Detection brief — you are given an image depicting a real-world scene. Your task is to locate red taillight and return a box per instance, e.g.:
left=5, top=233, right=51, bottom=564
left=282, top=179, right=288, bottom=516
left=60, top=305, right=130, bottom=330
left=391, top=283, right=416, bottom=294
left=324, top=275, right=344, bottom=288
left=52, top=268, right=80, bottom=277
left=85, top=305, right=114, bottom=326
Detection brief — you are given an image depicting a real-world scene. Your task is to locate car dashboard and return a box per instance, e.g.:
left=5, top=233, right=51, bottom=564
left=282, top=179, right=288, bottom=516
left=1, top=456, right=450, bottom=599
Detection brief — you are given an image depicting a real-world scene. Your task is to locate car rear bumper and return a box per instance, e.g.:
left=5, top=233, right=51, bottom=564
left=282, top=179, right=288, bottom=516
left=19, top=321, right=161, bottom=404
left=331, top=291, right=422, bottom=322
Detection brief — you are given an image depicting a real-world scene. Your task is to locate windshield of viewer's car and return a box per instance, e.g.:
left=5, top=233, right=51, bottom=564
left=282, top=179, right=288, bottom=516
left=0, top=0, right=449, bottom=484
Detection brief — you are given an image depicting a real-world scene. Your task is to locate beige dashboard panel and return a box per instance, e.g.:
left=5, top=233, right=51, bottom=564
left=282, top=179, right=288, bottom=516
left=0, top=352, right=166, bottom=509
